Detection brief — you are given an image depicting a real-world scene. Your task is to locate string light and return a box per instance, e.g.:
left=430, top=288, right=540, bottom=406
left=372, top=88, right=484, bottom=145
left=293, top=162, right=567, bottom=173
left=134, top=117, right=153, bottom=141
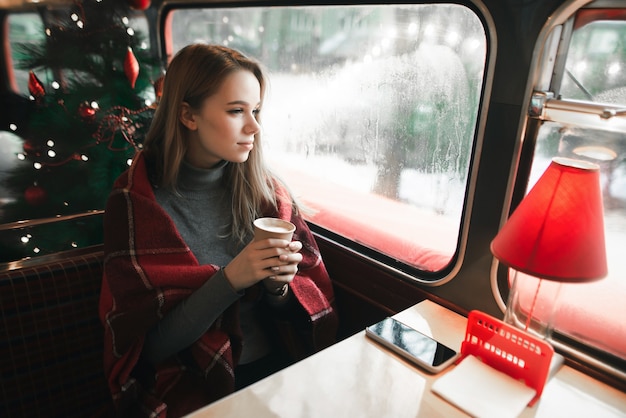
left=70, top=13, right=84, bottom=29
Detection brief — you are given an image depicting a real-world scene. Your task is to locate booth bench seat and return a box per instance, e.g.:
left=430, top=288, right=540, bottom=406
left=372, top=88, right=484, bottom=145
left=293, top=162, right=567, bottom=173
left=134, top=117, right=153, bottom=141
left=0, top=247, right=114, bottom=418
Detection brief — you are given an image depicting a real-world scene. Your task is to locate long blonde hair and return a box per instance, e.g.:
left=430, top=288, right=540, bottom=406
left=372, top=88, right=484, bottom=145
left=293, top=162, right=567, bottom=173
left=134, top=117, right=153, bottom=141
left=143, top=43, right=284, bottom=244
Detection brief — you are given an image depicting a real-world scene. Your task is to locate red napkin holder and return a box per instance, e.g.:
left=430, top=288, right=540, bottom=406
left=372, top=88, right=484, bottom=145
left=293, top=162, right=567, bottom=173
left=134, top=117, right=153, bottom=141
left=458, top=310, right=555, bottom=406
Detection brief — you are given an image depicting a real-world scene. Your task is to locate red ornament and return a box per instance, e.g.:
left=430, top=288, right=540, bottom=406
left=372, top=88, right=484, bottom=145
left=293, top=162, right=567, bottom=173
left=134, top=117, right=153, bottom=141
left=78, top=102, right=97, bottom=122
left=28, top=71, right=45, bottom=99
left=24, top=185, right=47, bottom=206
left=124, top=47, right=140, bottom=89
left=128, top=0, right=150, bottom=10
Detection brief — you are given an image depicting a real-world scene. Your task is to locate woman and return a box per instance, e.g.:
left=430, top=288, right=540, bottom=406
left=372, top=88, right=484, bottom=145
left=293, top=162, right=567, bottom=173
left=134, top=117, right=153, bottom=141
left=99, top=44, right=338, bottom=417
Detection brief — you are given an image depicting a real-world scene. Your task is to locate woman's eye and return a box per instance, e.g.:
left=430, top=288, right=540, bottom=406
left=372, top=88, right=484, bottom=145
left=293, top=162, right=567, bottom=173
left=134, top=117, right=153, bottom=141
left=227, top=108, right=260, bottom=116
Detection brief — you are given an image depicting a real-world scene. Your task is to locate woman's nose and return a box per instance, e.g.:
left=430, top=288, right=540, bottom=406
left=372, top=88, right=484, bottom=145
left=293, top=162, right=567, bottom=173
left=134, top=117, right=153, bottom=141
left=245, top=115, right=261, bottom=134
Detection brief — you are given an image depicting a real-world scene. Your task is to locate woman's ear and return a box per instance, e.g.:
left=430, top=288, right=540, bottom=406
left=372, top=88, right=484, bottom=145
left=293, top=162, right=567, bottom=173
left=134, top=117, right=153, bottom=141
left=179, top=102, right=197, bottom=130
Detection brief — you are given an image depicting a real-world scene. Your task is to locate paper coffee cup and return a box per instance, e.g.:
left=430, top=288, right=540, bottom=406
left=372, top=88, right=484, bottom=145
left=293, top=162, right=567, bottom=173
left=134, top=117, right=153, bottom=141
left=253, top=217, right=296, bottom=241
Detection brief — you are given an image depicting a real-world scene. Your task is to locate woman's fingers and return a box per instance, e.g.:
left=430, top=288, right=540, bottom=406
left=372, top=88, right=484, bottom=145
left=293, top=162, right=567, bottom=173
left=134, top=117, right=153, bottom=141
left=254, top=239, right=302, bottom=253
left=262, top=252, right=302, bottom=272
left=255, top=240, right=302, bottom=266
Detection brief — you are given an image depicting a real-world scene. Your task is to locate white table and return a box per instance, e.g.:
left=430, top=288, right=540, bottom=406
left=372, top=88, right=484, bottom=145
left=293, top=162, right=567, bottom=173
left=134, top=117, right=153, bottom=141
left=186, top=300, right=626, bottom=418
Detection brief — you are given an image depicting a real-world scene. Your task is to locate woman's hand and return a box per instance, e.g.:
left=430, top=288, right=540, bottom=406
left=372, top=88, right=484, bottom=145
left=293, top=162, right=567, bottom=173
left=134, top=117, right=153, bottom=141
left=223, top=239, right=303, bottom=292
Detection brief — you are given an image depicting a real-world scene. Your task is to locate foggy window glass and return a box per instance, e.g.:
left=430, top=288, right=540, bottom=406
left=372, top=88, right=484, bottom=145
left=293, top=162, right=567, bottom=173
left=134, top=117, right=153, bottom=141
left=561, top=20, right=626, bottom=104
left=170, top=4, right=486, bottom=273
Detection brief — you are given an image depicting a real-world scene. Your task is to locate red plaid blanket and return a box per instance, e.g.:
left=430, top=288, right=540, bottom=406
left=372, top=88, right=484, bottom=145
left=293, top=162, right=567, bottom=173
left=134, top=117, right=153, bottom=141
left=99, top=152, right=337, bottom=417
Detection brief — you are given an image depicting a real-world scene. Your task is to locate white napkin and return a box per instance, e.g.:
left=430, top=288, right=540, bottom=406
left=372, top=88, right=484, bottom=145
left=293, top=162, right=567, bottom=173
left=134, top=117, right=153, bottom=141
left=431, top=355, right=536, bottom=418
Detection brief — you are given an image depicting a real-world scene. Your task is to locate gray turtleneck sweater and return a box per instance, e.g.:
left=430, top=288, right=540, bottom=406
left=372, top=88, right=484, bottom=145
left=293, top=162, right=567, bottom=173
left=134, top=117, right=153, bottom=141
left=141, top=160, right=270, bottom=365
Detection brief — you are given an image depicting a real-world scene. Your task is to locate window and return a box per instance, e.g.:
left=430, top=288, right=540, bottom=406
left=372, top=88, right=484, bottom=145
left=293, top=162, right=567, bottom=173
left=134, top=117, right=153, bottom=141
left=166, top=4, right=487, bottom=277
left=515, top=5, right=626, bottom=363
left=0, top=8, right=154, bottom=262
left=7, top=13, right=45, bottom=94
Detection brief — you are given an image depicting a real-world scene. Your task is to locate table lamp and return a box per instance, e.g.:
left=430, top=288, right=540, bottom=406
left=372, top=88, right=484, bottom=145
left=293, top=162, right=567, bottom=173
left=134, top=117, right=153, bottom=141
left=491, top=157, right=608, bottom=339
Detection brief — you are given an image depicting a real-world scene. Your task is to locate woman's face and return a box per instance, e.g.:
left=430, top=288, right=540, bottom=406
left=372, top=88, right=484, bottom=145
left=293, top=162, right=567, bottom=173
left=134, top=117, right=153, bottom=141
left=181, top=70, right=261, bottom=169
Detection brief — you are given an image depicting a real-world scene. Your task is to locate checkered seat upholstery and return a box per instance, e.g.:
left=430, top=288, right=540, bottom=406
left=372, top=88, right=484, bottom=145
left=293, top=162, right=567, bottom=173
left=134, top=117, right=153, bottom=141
left=0, top=247, right=114, bottom=418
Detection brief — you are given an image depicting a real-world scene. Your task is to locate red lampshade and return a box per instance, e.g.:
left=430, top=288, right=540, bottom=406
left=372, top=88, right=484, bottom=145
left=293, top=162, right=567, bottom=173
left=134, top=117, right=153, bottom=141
left=491, top=157, right=607, bottom=282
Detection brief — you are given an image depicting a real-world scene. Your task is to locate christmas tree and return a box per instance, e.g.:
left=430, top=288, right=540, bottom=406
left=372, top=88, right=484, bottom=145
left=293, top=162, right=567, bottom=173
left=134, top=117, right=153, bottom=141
left=1, top=0, right=162, bottom=262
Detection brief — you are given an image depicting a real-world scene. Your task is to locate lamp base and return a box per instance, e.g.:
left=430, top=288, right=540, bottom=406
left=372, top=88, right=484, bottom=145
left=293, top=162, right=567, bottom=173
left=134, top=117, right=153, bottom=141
left=504, top=271, right=563, bottom=340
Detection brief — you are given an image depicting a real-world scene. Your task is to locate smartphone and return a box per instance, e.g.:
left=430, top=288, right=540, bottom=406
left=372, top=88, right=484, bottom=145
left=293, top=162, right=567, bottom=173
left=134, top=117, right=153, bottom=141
left=365, top=316, right=459, bottom=374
